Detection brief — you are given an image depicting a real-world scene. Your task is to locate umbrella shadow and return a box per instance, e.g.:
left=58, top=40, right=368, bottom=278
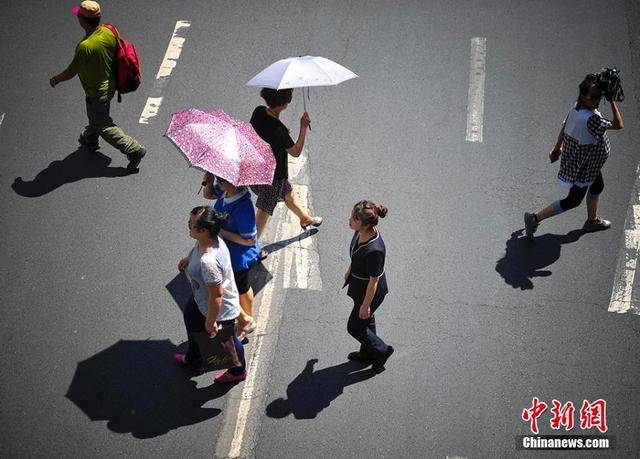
left=495, top=229, right=583, bottom=290
left=66, top=339, right=232, bottom=439
left=166, top=261, right=273, bottom=313
left=262, top=228, right=319, bottom=256
left=265, top=359, right=379, bottom=420
left=11, top=149, right=131, bottom=197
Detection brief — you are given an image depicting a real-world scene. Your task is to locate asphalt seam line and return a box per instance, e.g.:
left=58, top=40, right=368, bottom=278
left=608, top=162, right=640, bottom=315
left=466, top=36, right=487, bottom=143
left=216, top=145, right=322, bottom=458
left=139, top=20, right=191, bottom=124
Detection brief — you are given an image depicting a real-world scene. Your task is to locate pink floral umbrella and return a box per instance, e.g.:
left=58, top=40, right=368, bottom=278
left=165, top=108, right=275, bottom=186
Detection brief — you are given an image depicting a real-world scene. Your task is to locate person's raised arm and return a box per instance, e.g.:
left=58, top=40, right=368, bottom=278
left=202, top=172, right=218, bottom=200
left=609, top=101, right=624, bottom=130
left=286, top=112, right=311, bottom=158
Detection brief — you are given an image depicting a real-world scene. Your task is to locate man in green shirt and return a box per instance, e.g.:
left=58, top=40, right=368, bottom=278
left=50, top=1, right=146, bottom=172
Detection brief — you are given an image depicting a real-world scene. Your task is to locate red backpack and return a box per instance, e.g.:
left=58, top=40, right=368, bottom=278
left=102, top=24, right=142, bottom=102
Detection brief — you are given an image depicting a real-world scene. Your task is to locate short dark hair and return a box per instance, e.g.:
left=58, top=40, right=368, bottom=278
left=79, top=14, right=101, bottom=26
left=260, top=88, right=293, bottom=108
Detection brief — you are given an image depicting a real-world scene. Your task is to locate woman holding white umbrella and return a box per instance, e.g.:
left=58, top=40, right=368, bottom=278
left=250, top=87, right=323, bottom=257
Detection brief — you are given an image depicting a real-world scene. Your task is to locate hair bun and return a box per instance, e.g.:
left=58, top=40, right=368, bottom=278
left=376, top=204, right=388, bottom=218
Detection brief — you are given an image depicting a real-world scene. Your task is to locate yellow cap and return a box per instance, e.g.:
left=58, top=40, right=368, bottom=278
left=73, top=1, right=101, bottom=19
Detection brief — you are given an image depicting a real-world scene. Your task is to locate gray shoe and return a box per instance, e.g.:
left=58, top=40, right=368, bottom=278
left=127, top=147, right=146, bottom=172
left=583, top=217, right=611, bottom=233
left=524, top=212, right=539, bottom=239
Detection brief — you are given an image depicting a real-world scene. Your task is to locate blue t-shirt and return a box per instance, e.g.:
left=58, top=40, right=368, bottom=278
left=212, top=188, right=260, bottom=271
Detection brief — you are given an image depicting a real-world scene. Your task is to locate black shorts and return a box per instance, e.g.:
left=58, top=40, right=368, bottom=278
left=234, top=268, right=251, bottom=295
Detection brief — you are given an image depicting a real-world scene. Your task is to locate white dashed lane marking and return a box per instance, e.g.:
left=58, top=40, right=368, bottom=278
left=466, top=37, right=486, bottom=143
left=609, top=163, right=640, bottom=315
left=139, top=20, right=191, bottom=124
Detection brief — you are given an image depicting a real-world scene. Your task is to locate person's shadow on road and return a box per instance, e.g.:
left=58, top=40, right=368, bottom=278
left=265, top=359, right=379, bottom=420
left=262, top=228, right=319, bottom=256
left=66, top=339, right=232, bottom=439
left=11, top=149, right=131, bottom=197
left=495, top=229, right=583, bottom=290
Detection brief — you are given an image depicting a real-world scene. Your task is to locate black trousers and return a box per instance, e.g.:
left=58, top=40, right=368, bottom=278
left=347, top=296, right=388, bottom=359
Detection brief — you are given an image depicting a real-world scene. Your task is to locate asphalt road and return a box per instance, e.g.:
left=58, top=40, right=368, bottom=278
left=1, top=1, right=639, bottom=458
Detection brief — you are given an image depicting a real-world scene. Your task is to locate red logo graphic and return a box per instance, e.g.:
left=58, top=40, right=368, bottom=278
left=522, top=397, right=548, bottom=434
left=579, top=399, right=608, bottom=433
left=550, top=400, right=575, bottom=431
left=521, top=398, right=608, bottom=434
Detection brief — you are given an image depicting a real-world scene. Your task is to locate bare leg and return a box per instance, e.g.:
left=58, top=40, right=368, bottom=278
left=256, top=208, right=270, bottom=240
left=240, top=287, right=254, bottom=317
left=284, top=191, right=313, bottom=226
left=236, top=308, right=252, bottom=329
left=237, top=288, right=255, bottom=340
left=586, top=193, right=599, bottom=221
left=535, top=203, right=560, bottom=222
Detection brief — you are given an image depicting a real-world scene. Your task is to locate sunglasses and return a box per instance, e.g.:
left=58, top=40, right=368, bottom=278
left=586, top=93, right=603, bottom=101
left=188, top=220, right=200, bottom=230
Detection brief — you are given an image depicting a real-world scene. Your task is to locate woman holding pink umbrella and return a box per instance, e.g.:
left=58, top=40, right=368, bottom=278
left=250, top=88, right=322, bottom=258
left=203, top=172, right=258, bottom=340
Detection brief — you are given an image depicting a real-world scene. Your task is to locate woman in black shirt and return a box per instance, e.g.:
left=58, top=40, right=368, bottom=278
left=344, top=200, right=394, bottom=370
left=250, top=88, right=322, bottom=256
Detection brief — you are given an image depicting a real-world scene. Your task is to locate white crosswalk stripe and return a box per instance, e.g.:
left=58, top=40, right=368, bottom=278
left=608, top=163, right=640, bottom=315
left=139, top=20, right=191, bottom=124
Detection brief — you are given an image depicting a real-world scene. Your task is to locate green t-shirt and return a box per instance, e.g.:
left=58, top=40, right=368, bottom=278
left=67, top=26, right=116, bottom=97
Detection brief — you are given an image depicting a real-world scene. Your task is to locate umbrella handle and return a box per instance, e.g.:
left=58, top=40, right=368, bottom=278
left=303, top=87, right=307, bottom=112
left=303, top=87, right=311, bottom=130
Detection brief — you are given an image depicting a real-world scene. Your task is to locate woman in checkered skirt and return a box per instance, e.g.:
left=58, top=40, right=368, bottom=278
left=524, top=74, right=624, bottom=239
left=249, top=88, right=323, bottom=259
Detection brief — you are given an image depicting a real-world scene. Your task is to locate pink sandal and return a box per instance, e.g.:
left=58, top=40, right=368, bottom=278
left=214, top=370, right=248, bottom=384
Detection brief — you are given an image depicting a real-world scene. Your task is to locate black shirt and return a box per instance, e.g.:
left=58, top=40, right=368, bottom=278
left=250, top=106, right=295, bottom=180
left=347, top=230, right=388, bottom=303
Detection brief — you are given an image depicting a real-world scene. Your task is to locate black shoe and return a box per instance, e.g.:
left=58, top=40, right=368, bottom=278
left=257, top=249, right=268, bottom=261
left=78, top=135, right=99, bottom=152
left=347, top=351, right=373, bottom=363
left=371, top=345, right=394, bottom=370
left=127, top=147, right=147, bottom=171
left=524, top=212, right=539, bottom=239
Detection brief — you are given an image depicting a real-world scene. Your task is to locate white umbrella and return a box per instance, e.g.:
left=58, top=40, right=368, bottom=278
left=246, top=55, right=358, bottom=111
